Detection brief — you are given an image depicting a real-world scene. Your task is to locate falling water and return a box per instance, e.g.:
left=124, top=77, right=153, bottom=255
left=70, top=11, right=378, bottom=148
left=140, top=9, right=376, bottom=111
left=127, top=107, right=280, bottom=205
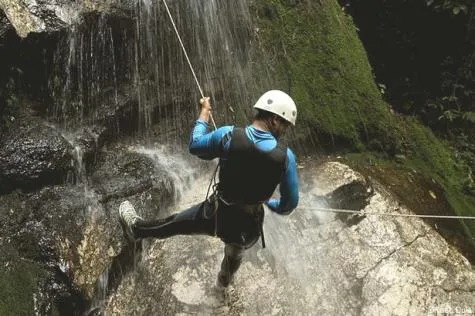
left=132, top=143, right=214, bottom=201
left=43, top=1, right=324, bottom=313
left=49, top=0, right=264, bottom=142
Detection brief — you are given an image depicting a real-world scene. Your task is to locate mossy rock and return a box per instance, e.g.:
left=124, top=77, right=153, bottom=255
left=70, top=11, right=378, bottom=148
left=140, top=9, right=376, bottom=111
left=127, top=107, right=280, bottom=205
left=252, top=0, right=475, bottom=248
left=0, top=241, right=46, bottom=316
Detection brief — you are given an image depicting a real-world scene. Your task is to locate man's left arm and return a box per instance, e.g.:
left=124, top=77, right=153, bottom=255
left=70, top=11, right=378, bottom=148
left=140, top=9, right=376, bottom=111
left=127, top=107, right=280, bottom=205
left=265, top=148, right=299, bottom=215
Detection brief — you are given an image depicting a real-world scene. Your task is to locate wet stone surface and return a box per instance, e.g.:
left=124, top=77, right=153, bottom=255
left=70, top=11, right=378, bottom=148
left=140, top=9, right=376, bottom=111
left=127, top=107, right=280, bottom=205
left=0, top=0, right=134, bottom=38
left=0, top=118, right=74, bottom=193
left=0, top=144, right=193, bottom=314
left=105, top=161, right=475, bottom=316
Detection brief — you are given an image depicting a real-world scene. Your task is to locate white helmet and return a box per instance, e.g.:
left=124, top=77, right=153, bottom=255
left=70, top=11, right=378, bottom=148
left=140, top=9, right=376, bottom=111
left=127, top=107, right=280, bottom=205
left=253, top=90, right=297, bottom=125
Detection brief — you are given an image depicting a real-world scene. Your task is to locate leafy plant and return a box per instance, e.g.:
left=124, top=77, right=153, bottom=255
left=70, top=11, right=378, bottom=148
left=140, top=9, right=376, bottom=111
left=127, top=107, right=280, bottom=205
left=426, top=0, right=470, bottom=15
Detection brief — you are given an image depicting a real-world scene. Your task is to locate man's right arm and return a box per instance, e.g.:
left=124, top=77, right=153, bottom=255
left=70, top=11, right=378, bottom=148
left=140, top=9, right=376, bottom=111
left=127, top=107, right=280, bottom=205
left=188, top=97, right=232, bottom=159
left=189, top=120, right=232, bottom=159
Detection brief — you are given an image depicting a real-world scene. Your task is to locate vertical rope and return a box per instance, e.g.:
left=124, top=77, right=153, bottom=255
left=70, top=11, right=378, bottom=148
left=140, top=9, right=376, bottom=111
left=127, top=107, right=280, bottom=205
left=161, top=0, right=217, bottom=130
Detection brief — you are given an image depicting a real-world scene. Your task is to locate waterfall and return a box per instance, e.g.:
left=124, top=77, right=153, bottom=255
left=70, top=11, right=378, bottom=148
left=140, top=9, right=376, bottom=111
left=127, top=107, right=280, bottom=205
left=49, top=0, right=261, bottom=142
left=132, top=144, right=209, bottom=201
left=36, top=3, right=261, bottom=312
left=36, top=1, right=320, bottom=314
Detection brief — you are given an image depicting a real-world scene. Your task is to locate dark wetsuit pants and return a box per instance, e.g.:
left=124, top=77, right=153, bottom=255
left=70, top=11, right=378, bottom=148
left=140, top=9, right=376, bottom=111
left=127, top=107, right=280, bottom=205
left=131, top=198, right=264, bottom=287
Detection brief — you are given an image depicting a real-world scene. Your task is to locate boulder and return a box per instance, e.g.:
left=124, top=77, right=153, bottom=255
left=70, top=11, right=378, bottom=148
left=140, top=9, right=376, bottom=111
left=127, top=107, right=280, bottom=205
left=0, top=0, right=134, bottom=38
left=90, top=146, right=172, bottom=206
left=0, top=118, right=74, bottom=193
left=325, top=179, right=374, bottom=226
left=106, top=161, right=475, bottom=315
left=0, top=187, right=87, bottom=314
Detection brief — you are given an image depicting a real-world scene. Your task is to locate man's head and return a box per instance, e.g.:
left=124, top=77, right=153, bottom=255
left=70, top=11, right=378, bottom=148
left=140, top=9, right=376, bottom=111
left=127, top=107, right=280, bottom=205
left=253, top=90, right=297, bottom=138
left=254, top=109, right=291, bottom=138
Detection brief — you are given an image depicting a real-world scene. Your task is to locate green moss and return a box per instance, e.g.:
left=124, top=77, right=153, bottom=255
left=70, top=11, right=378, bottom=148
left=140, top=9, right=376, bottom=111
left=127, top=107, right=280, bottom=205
left=0, top=242, right=45, bottom=316
left=344, top=151, right=475, bottom=260
left=252, top=0, right=475, bottom=248
left=252, top=0, right=397, bottom=151
left=346, top=117, right=475, bottom=247
left=400, top=119, right=475, bottom=241
left=402, top=118, right=455, bottom=179
left=444, top=186, right=475, bottom=244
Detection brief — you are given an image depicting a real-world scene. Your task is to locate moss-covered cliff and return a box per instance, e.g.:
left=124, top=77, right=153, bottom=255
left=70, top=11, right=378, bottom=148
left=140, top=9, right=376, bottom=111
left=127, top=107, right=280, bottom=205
left=251, top=0, right=396, bottom=151
left=251, top=0, right=475, bottom=247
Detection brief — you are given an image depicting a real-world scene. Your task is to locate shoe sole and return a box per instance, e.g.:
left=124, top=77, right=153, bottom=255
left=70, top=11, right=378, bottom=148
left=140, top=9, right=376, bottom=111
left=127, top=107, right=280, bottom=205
left=119, top=201, right=139, bottom=242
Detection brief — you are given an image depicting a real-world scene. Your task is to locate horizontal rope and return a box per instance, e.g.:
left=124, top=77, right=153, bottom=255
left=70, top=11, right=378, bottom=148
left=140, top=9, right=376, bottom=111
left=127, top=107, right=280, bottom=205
left=299, top=207, right=475, bottom=220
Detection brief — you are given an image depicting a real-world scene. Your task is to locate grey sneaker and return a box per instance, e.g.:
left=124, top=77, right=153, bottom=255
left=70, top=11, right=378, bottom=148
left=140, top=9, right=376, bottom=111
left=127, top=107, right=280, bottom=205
left=119, top=201, right=142, bottom=241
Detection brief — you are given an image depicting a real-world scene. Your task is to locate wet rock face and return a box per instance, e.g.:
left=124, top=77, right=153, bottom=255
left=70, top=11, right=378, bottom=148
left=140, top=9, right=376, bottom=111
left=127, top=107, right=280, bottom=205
left=0, top=145, right=184, bottom=314
left=0, top=0, right=69, bottom=37
left=0, top=119, right=74, bottom=193
left=91, top=147, right=173, bottom=210
left=89, top=92, right=139, bottom=138
left=0, top=186, right=92, bottom=314
left=0, top=106, right=138, bottom=194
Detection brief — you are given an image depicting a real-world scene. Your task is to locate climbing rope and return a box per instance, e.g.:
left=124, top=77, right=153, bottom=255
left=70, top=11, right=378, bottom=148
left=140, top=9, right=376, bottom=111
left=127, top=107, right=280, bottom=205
left=161, top=0, right=217, bottom=130
left=299, top=206, right=475, bottom=220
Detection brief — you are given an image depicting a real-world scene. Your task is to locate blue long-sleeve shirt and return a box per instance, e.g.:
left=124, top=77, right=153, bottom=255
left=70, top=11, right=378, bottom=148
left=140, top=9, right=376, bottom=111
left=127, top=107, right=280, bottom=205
left=189, top=119, right=299, bottom=215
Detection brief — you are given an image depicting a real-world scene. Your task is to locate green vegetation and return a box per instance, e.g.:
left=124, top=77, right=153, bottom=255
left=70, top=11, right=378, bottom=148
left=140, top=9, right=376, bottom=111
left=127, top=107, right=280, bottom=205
left=252, top=0, right=397, bottom=152
left=0, top=242, right=45, bottom=316
left=252, top=0, right=475, bottom=245
left=401, top=117, right=475, bottom=246
left=426, top=0, right=471, bottom=15
left=346, top=0, right=475, bottom=200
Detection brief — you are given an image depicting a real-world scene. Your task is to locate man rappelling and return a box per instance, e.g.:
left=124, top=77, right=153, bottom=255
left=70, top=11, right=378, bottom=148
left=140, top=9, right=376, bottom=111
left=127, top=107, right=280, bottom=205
left=119, top=90, right=299, bottom=288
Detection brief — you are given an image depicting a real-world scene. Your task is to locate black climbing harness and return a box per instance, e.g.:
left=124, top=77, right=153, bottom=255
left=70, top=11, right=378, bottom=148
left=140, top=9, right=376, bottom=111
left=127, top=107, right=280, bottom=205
left=204, top=164, right=267, bottom=248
